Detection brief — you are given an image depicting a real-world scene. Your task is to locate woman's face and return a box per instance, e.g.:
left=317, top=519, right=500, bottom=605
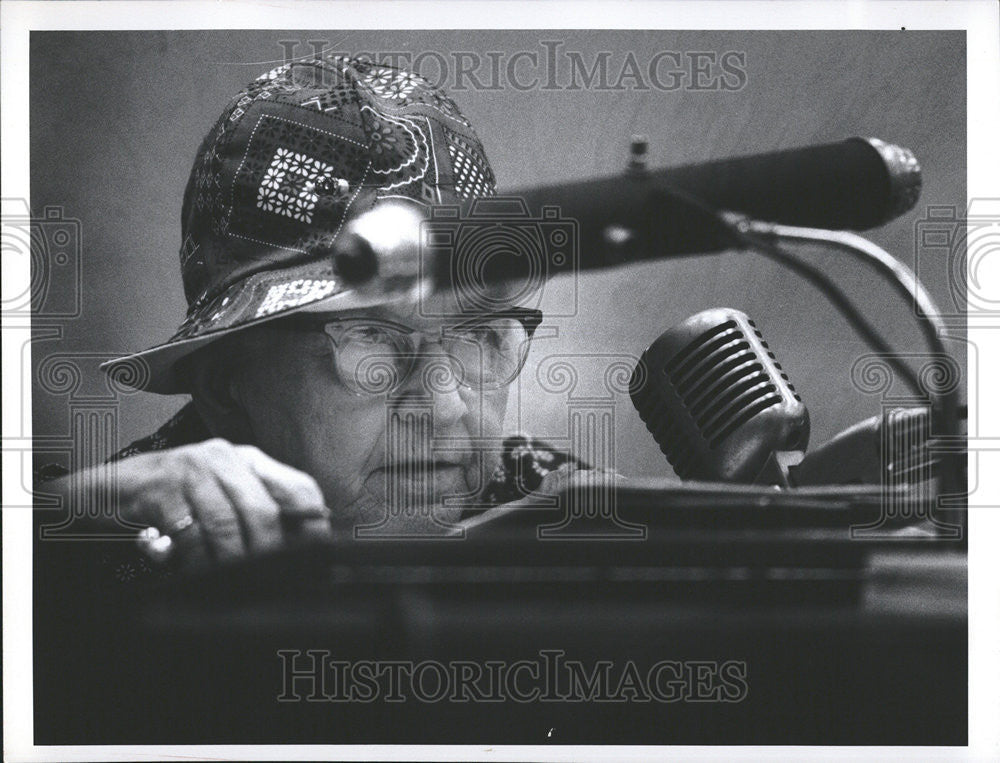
left=228, top=298, right=516, bottom=535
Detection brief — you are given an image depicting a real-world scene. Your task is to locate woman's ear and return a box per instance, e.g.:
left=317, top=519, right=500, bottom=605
left=185, top=348, right=256, bottom=444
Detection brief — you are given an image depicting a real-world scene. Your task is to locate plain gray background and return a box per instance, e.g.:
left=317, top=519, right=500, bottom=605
left=30, top=30, right=966, bottom=477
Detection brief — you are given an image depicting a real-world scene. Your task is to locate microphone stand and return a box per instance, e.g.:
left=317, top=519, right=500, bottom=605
left=426, top=146, right=965, bottom=537
left=732, top=221, right=965, bottom=538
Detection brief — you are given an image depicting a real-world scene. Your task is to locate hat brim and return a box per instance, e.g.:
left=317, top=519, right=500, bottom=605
left=101, top=271, right=431, bottom=395
left=103, top=223, right=543, bottom=395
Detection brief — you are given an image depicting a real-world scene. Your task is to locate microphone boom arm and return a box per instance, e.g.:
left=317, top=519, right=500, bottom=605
left=732, top=220, right=965, bottom=519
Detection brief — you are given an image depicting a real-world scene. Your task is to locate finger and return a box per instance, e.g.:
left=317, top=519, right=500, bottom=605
left=156, top=501, right=214, bottom=574
left=235, top=446, right=329, bottom=519
left=593, top=467, right=628, bottom=482
left=565, top=468, right=625, bottom=495
left=536, top=463, right=576, bottom=495
left=282, top=516, right=336, bottom=546
left=212, top=456, right=284, bottom=555
left=182, top=472, right=247, bottom=564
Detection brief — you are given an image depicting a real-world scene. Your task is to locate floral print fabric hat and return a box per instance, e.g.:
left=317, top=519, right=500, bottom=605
left=102, top=55, right=497, bottom=394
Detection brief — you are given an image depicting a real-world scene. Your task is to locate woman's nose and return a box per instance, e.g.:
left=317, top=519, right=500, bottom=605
left=398, top=338, right=470, bottom=427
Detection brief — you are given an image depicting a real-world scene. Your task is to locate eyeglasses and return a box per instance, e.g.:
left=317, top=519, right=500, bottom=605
left=275, top=308, right=542, bottom=396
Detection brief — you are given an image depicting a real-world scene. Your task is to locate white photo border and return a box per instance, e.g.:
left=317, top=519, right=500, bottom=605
left=3, top=1, right=998, bottom=761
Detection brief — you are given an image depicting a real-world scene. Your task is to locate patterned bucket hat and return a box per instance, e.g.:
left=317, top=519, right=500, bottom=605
left=101, top=55, right=497, bottom=394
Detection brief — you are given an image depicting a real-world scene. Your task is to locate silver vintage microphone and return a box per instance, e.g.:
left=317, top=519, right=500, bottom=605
left=629, top=308, right=809, bottom=485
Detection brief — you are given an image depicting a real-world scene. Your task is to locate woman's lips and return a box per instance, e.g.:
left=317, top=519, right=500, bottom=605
left=372, top=462, right=468, bottom=492
left=360, top=462, right=471, bottom=525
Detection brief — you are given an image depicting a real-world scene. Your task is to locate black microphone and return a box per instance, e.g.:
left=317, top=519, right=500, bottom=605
left=429, top=137, right=921, bottom=287
left=513, top=136, right=921, bottom=233
left=629, top=308, right=810, bottom=484
left=789, top=407, right=939, bottom=487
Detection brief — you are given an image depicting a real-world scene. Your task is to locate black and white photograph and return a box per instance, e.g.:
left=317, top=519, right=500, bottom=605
left=3, top=1, right=999, bottom=760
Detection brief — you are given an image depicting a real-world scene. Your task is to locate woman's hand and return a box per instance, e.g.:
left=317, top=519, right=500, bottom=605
left=48, top=438, right=333, bottom=574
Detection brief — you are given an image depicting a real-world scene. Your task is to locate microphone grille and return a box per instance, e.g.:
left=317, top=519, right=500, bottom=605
left=883, top=406, right=935, bottom=483
left=630, top=308, right=809, bottom=482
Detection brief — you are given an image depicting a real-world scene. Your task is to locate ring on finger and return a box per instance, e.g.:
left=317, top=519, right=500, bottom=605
left=136, top=526, right=175, bottom=564
left=168, top=513, right=196, bottom=535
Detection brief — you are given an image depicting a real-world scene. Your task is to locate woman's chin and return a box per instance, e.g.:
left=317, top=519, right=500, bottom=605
left=332, top=469, right=471, bottom=534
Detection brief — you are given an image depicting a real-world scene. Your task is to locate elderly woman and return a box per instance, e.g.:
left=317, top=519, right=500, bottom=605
left=41, top=55, right=590, bottom=575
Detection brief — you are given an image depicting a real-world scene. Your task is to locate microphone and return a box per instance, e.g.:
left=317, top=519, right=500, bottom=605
left=631, top=308, right=948, bottom=489
left=428, top=137, right=921, bottom=287
left=513, top=136, right=921, bottom=232
left=790, top=407, right=939, bottom=487
left=629, top=308, right=809, bottom=484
